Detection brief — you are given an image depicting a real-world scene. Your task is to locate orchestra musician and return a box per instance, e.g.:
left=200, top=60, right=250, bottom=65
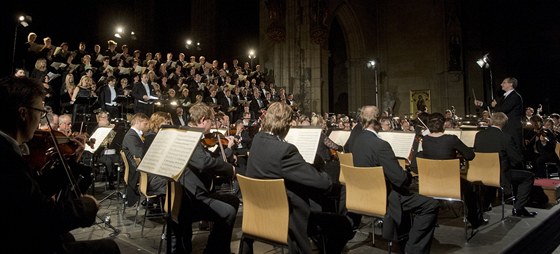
left=474, top=112, right=537, bottom=217
left=170, top=102, right=239, bottom=254
left=121, top=113, right=150, bottom=207
left=0, top=76, right=120, bottom=253
left=352, top=105, right=439, bottom=254
left=243, top=102, right=353, bottom=254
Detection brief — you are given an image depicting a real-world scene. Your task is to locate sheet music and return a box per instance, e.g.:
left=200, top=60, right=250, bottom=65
left=378, top=131, right=416, bottom=158
left=444, top=129, right=462, bottom=139
left=460, top=130, right=478, bottom=148
left=85, top=127, right=114, bottom=153
left=138, top=127, right=203, bottom=180
left=135, top=66, right=146, bottom=74
left=118, top=67, right=131, bottom=75
left=284, top=127, right=322, bottom=163
left=328, top=130, right=352, bottom=146
left=46, top=72, right=61, bottom=81
left=96, top=54, right=105, bottom=62
left=50, top=62, right=67, bottom=70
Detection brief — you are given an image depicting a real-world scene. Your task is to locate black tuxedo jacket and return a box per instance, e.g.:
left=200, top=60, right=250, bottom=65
left=121, top=128, right=144, bottom=206
left=474, top=126, right=524, bottom=185
left=246, top=132, right=331, bottom=253
left=98, top=84, right=123, bottom=107
left=132, top=82, right=156, bottom=104
left=352, top=130, right=411, bottom=223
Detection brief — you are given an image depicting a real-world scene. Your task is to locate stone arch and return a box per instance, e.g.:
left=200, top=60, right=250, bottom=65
left=326, top=2, right=370, bottom=114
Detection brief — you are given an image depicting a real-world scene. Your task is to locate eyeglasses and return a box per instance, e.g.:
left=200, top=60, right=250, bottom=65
left=26, top=106, right=48, bottom=118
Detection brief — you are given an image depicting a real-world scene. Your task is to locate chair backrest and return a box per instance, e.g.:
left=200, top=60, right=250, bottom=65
left=397, top=158, right=408, bottom=171
left=164, top=181, right=183, bottom=223
left=120, top=150, right=130, bottom=186
left=236, top=174, right=289, bottom=245
left=337, top=152, right=353, bottom=184
left=417, top=158, right=461, bottom=200
left=139, top=171, right=150, bottom=197
left=337, top=152, right=354, bottom=166
left=466, top=152, right=500, bottom=187
left=340, top=164, right=386, bottom=217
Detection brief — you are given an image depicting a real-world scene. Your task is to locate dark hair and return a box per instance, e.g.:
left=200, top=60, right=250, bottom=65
left=0, top=77, right=46, bottom=132
left=427, top=112, right=445, bottom=133
left=505, top=77, right=518, bottom=88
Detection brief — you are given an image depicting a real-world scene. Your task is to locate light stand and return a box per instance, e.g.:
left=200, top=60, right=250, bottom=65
left=476, top=53, right=494, bottom=101
left=367, top=60, right=379, bottom=106
left=12, top=15, right=31, bottom=73
left=248, top=49, right=256, bottom=71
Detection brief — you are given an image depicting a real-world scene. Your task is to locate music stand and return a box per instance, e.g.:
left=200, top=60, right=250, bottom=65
left=74, top=96, right=97, bottom=133
left=115, top=95, right=132, bottom=121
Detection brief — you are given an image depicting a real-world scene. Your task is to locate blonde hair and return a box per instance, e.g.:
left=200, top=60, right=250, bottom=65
left=149, top=111, right=172, bottom=132
left=261, top=102, right=293, bottom=138
left=189, top=103, right=214, bottom=125
left=360, top=105, right=380, bottom=128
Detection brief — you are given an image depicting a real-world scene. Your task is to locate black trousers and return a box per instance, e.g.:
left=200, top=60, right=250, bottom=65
left=171, top=191, right=239, bottom=254
left=483, top=169, right=535, bottom=210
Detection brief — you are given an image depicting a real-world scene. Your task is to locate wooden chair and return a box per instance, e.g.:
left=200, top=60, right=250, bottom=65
left=466, top=152, right=514, bottom=220
left=416, top=158, right=468, bottom=241
left=236, top=174, right=290, bottom=253
left=134, top=171, right=165, bottom=237
left=340, top=164, right=393, bottom=250
left=336, top=151, right=353, bottom=184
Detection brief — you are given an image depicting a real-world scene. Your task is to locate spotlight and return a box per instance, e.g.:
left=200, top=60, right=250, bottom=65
left=476, top=53, right=490, bottom=68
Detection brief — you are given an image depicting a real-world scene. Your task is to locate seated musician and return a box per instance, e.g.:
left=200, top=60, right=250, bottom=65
left=419, top=112, right=487, bottom=229
left=121, top=113, right=150, bottom=207
left=93, top=110, right=118, bottom=189
left=524, top=115, right=560, bottom=178
left=311, top=115, right=344, bottom=184
left=141, top=111, right=172, bottom=196
left=171, top=103, right=239, bottom=254
left=0, top=76, right=120, bottom=253
left=474, top=112, right=537, bottom=217
left=352, top=106, right=439, bottom=253
left=243, top=102, right=353, bottom=254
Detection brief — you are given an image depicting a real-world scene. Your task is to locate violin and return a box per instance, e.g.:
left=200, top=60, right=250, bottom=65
left=24, top=129, right=94, bottom=197
left=25, top=130, right=83, bottom=173
left=201, top=132, right=230, bottom=148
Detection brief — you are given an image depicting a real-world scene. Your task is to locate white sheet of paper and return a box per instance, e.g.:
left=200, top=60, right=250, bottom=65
left=85, top=127, right=114, bottom=153
left=328, top=130, right=352, bottom=147
left=284, top=127, right=322, bottom=164
left=378, top=131, right=416, bottom=159
left=138, top=127, right=203, bottom=180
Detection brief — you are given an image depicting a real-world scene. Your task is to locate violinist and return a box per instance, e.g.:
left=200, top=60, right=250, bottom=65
left=0, top=76, right=120, bottom=253
left=232, top=119, right=252, bottom=173
left=170, top=102, right=239, bottom=253
left=121, top=113, right=150, bottom=207
left=93, top=111, right=118, bottom=190
left=524, top=115, right=559, bottom=178
left=141, top=111, right=172, bottom=196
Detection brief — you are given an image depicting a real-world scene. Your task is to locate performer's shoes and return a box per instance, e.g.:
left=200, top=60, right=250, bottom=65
left=512, top=208, right=537, bottom=217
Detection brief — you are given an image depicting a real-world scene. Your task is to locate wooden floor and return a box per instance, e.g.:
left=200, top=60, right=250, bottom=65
left=72, top=181, right=560, bottom=254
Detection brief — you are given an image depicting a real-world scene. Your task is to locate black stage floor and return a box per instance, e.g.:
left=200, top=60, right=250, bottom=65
left=72, top=182, right=560, bottom=254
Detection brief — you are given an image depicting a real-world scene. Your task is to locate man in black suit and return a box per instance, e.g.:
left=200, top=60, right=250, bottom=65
left=98, top=76, right=122, bottom=119
left=132, top=73, right=156, bottom=117
left=352, top=105, right=439, bottom=254
left=243, top=102, right=353, bottom=254
left=121, top=113, right=149, bottom=207
left=0, top=77, right=120, bottom=254
left=171, top=106, right=188, bottom=126
left=474, top=112, right=537, bottom=217
left=171, top=103, right=239, bottom=254
left=475, top=77, right=524, bottom=153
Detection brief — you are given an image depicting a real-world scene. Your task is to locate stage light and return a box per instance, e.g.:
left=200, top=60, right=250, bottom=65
left=477, top=53, right=490, bottom=68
